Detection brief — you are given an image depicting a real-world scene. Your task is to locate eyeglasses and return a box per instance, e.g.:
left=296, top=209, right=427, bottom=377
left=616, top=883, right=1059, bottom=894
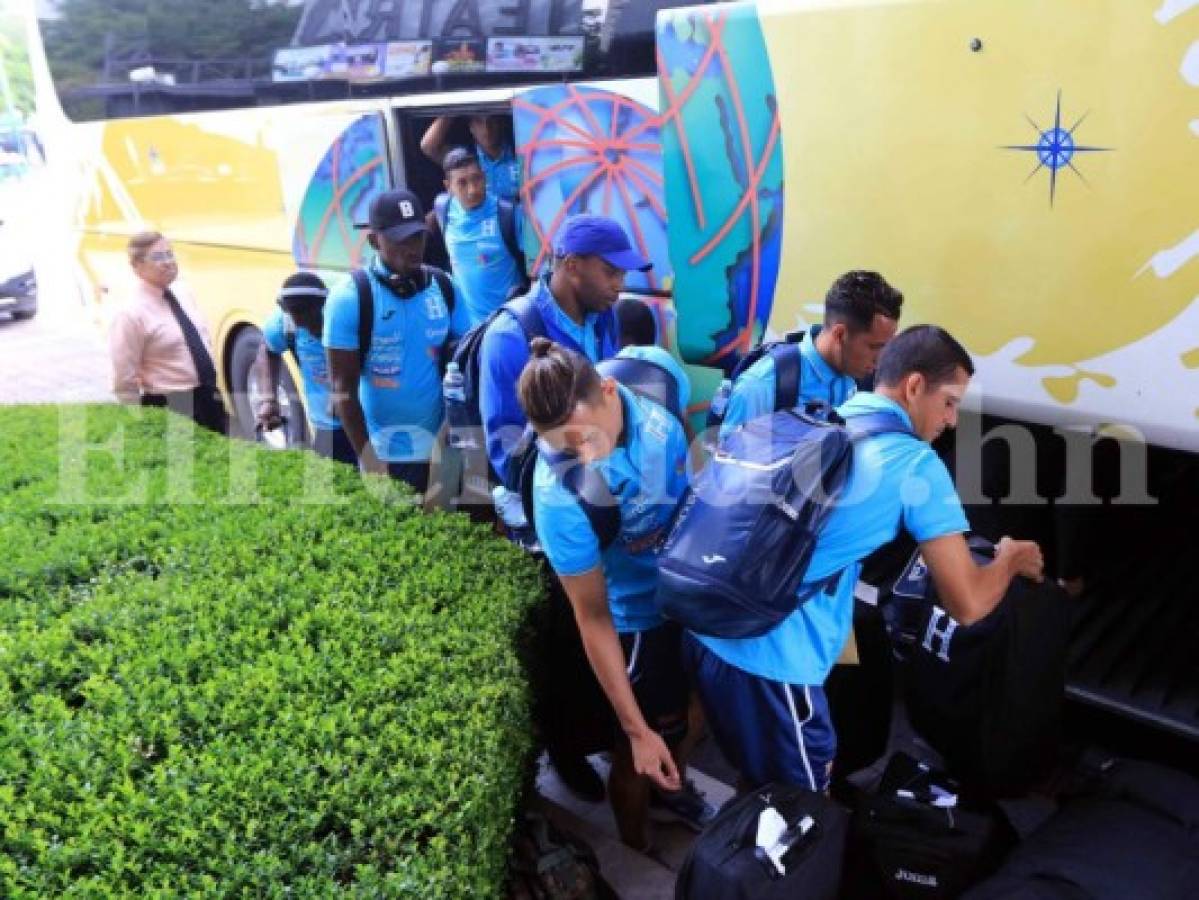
left=145, top=251, right=176, bottom=263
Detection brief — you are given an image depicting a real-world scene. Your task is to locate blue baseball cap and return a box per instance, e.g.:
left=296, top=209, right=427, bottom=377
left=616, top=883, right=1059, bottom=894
left=554, top=215, right=652, bottom=272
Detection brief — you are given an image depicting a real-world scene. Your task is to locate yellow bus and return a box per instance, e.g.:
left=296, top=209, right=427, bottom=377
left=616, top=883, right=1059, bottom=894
left=29, top=0, right=692, bottom=444
left=30, top=0, right=1199, bottom=743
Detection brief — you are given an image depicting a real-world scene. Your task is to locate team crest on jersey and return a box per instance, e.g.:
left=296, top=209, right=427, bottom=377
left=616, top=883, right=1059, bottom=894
left=643, top=407, right=670, bottom=445
left=424, top=291, right=445, bottom=319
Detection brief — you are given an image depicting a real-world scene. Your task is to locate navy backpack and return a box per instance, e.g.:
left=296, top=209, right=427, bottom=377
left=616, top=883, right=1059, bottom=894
left=656, top=409, right=915, bottom=639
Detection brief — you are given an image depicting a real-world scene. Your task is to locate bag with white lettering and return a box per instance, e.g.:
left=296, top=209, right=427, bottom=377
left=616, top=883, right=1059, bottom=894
left=881, top=536, right=1074, bottom=798
left=844, top=752, right=1016, bottom=900
left=674, top=783, right=848, bottom=900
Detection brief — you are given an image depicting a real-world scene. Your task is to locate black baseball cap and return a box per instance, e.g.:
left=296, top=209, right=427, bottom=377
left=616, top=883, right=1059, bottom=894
left=366, top=189, right=428, bottom=241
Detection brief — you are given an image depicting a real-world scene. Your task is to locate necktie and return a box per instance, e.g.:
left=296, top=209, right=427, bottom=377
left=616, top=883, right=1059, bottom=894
left=164, top=288, right=217, bottom=388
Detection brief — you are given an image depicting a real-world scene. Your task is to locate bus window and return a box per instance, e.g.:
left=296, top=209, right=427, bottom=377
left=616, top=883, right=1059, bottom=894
left=37, top=0, right=720, bottom=124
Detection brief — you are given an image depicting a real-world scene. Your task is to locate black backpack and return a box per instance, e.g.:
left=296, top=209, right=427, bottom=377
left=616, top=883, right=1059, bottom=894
left=707, top=330, right=806, bottom=433
left=444, top=291, right=548, bottom=456
left=512, top=354, right=686, bottom=550
left=432, top=191, right=529, bottom=289
left=350, top=265, right=456, bottom=369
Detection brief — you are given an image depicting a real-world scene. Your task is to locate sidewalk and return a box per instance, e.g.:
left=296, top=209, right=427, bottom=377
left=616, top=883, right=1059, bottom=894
left=536, top=749, right=736, bottom=899
left=0, top=169, right=114, bottom=406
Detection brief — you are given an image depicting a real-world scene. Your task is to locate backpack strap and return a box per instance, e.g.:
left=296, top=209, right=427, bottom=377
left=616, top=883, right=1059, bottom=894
left=425, top=265, right=455, bottom=314
left=504, top=290, right=547, bottom=342
left=844, top=410, right=917, bottom=441
left=770, top=342, right=803, bottom=411
left=497, top=199, right=525, bottom=273
left=433, top=192, right=450, bottom=235
left=547, top=450, right=622, bottom=551
left=351, top=268, right=373, bottom=369
left=595, top=355, right=683, bottom=424
left=282, top=314, right=298, bottom=359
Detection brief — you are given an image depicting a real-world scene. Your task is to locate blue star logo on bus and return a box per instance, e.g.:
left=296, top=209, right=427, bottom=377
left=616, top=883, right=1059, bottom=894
left=1001, top=91, right=1113, bottom=207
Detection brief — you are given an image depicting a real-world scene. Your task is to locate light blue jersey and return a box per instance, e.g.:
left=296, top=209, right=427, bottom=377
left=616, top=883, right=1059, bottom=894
left=323, top=258, right=469, bottom=462
left=478, top=142, right=520, bottom=202
left=695, top=393, right=969, bottom=685
left=720, top=327, right=856, bottom=439
left=534, top=386, right=689, bottom=634
left=444, top=193, right=524, bottom=325
left=261, top=307, right=338, bottom=431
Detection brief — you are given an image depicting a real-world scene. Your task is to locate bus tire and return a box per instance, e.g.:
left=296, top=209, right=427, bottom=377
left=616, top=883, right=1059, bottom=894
left=228, top=327, right=308, bottom=449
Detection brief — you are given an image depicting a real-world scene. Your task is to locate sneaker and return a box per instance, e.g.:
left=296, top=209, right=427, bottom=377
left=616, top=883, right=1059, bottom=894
left=649, top=778, right=718, bottom=832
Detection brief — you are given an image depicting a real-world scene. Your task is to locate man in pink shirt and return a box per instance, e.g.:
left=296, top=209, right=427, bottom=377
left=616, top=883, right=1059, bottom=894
left=108, top=231, right=228, bottom=434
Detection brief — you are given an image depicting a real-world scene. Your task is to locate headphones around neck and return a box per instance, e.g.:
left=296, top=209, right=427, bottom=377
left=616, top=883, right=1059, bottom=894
left=378, top=263, right=430, bottom=298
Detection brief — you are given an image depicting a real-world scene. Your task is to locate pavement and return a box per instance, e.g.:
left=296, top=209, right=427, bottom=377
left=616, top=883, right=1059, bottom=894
left=536, top=749, right=736, bottom=899
left=0, top=168, right=114, bottom=405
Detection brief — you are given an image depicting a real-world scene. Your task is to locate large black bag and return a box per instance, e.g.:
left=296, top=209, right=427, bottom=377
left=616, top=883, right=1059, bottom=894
left=963, top=758, right=1199, bottom=900
left=845, top=753, right=1017, bottom=900
left=674, top=784, right=848, bottom=900
left=878, top=535, right=1073, bottom=797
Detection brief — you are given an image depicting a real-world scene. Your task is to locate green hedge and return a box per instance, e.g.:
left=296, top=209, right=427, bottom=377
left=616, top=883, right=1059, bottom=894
left=0, top=405, right=543, bottom=897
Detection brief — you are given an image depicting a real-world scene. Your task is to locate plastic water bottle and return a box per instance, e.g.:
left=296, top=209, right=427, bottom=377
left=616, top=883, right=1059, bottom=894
left=442, top=362, right=474, bottom=449
left=707, top=378, right=733, bottom=427
left=704, top=377, right=734, bottom=451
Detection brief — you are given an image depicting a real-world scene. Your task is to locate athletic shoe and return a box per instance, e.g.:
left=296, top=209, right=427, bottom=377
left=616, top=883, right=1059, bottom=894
left=649, top=778, right=718, bottom=832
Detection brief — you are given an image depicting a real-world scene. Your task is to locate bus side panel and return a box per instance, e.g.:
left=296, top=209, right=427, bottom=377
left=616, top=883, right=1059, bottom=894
left=658, top=3, right=786, bottom=374
left=293, top=112, right=390, bottom=272
left=74, top=104, right=388, bottom=386
left=513, top=82, right=672, bottom=295
left=751, top=0, right=1199, bottom=451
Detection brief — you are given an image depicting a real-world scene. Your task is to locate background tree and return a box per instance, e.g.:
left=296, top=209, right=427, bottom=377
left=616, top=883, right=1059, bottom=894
left=0, top=1, right=35, bottom=116
left=40, top=0, right=302, bottom=89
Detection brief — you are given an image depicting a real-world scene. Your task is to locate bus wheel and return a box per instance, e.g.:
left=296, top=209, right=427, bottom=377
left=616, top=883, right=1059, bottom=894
left=228, top=328, right=308, bottom=448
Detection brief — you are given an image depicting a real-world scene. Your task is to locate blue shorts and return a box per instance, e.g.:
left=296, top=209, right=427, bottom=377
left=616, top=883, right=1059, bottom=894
left=682, top=632, right=836, bottom=791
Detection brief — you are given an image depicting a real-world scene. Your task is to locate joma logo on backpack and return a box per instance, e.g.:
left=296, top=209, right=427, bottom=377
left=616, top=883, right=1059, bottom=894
left=894, top=868, right=938, bottom=887
left=702, top=554, right=726, bottom=565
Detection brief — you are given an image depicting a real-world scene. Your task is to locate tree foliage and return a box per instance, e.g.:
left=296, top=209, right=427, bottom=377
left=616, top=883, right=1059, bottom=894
left=41, top=0, right=301, bottom=89
left=0, top=6, right=35, bottom=116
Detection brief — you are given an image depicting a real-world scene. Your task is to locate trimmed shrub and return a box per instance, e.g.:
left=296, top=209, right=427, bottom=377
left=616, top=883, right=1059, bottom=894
left=0, top=405, right=543, bottom=897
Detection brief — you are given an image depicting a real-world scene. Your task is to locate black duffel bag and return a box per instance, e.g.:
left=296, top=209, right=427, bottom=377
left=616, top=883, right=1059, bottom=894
left=845, top=752, right=1017, bottom=900
left=878, top=535, right=1074, bottom=797
left=674, top=784, right=848, bottom=900
left=964, top=757, right=1199, bottom=900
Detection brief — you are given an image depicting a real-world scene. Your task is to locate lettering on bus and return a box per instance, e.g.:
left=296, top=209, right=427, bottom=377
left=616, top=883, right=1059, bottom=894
left=293, top=0, right=584, bottom=47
